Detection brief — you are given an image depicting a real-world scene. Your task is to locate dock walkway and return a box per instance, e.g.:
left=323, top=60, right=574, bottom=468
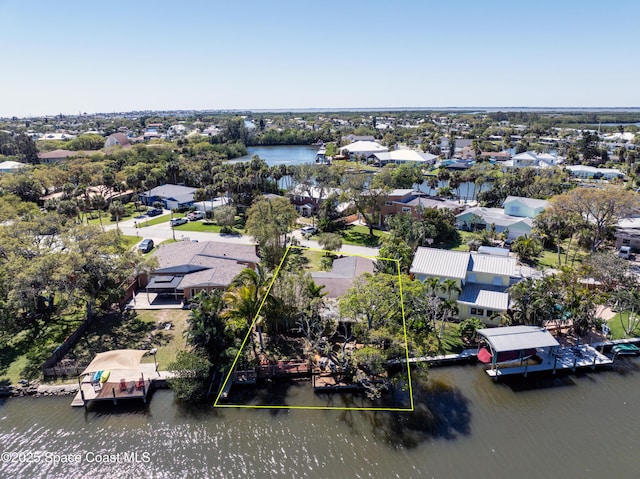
left=486, top=344, right=613, bottom=379
left=388, top=349, right=478, bottom=367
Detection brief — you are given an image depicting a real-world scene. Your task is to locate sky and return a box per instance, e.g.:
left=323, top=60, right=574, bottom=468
left=1, top=0, right=639, bottom=117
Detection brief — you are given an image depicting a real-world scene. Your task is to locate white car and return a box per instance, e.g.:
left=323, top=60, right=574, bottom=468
left=187, top=211, right=206, bottom=221
left=300, top=226, right=318, bottom=235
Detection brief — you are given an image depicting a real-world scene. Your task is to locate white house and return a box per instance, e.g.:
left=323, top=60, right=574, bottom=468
left=455, top=196, right=549, bottom=239
left=370, top=149, right=437, bottom=166
left=409, top=247, right=520, bottom=323
left=504, top=151, right=560, bottom=170
left=0, top=160, right=27, bottom=173
left=340, top=140, right=388, bottom=159
left=565, top=165, right=624, bottom=180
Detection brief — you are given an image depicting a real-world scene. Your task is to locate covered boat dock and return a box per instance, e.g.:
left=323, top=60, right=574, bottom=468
left=477, top=326, right=613, bottom=379
left=71, top=349, right=157, bottom=407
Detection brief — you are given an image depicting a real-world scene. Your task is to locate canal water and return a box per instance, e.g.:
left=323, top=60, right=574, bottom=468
left=234, top=145, right=319, bottom=166
left=2, top=361, right=640, bottom=478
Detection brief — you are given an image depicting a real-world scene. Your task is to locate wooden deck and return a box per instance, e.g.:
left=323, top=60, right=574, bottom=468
left=256, top=361, right=309, bottom=378
left=313, top=374, right=363, bottom=392
left=71, top=366, right=173, bottom=407
left=387, top=349, right=478, bottom=367
left=485, top=345, right=613, bottom=379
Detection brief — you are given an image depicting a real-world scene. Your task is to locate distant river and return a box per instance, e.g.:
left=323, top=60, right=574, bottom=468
left=233, top=145, right=318, bottom=166
left=2, top=361, right=640, bottom=478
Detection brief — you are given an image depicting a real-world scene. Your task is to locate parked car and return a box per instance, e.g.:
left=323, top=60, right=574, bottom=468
left=138, top=239, right=154, bottom=253
left=618, top=246, right=632, bottom=259
left=170, top=217, right=188, bottom=227
left=147, top=207, right=163, bottom=217
left=300, top=226, right=318, bottom=235
left=187, top=211, right=206, bottom=221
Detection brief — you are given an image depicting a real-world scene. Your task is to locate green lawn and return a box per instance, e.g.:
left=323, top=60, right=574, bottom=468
left=301, top=249, right=325, bottom=271
left=175, top=221, right=228, bottom=234
left=120, top=235, right=141, bottom=249
left=608, top=312, right=640, bottom=340
left=534, top=242, right=590, bottom=270
left=0, top=309, right=86, bottom=385
left=139, top=213, right=185, bottom=227
left=335, top=224, right=389, bottom=247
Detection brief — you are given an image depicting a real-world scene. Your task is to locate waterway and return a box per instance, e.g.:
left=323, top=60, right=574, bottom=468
left=2, top=361, right=640, bottom=478
left=234, top=145, right=318, bottom=166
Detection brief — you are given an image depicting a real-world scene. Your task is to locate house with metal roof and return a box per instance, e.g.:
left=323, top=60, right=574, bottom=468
left=409, top=247, right=521, bottom=323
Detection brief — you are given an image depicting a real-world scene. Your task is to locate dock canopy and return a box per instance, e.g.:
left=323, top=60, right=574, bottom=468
left=477, top=326, right=559, bottom=352
left=81, top=349, right=147, bottom=375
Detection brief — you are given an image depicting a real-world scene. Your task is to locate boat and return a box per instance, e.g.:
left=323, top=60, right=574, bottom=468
left=478, top=347, right=537, bottom=365
left=92, top=370, right=103, bottom=383
left=100, top=370, right=111, bottom=383
left=612, top=344, right=640, bottom=356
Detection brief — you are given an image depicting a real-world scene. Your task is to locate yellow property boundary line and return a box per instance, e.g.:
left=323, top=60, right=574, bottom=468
left=213, top=245, right=414, bottom=412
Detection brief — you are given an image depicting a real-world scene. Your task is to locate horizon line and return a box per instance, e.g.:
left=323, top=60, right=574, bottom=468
left=4, top=105, right=640, bottom=120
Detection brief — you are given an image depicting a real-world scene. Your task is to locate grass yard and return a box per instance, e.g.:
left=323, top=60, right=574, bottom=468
left=120, top=234, right=141, bottom=249
left=301, top=249, right=325, bottom=271
left=608, top=311, right=640, bottom=340
left=139, top=213, right=186, bottom=227
left=0, top=309, right=86, bottom=385
left=337, top=224, right=389, bottom=247
left=175, top=221, right=226, bottom=234
left=65, top=309, right=190, bottom=374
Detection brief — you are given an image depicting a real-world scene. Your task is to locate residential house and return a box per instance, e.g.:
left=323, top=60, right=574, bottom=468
left=340, top=140, right=388, bottom=159
left=615, top=217, right=640, bottom=251
left=504, top=151, right=560, bottom=170
left=380, top=190, right=463, bottom=225
left=144, top=241, right=259, bottom=301
left=370, top=149, right=437, bottom=166
left=565, top=165, right=624, bottom=180
left=409, top=247, right=521, bottom=323
left=0, top=160, right=27, bottom=173
left=140, top=184, right=198, bottom=210
left=104, top=133, right=131, bottom=148
left=287, top=185, right=344, bottom=217
left=342, top=134, right=376, bottom=143
left=37, top=149, right=97, bottom=163
left=311, top=255, right=374, bottom=298
left=455, top=196, right=549, bottom=239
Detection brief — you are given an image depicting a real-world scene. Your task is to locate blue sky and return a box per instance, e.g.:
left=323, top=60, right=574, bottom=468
left=1, top=0, right=639, bottom=117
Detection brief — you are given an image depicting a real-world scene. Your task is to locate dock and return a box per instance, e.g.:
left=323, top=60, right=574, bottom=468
left=388, top=349, right=478, bottom=367
left=71, top=364, right=173, bottom=407
left=485, top=344, right=613, bottom=379
left=313, top=374, right=364, bottom=393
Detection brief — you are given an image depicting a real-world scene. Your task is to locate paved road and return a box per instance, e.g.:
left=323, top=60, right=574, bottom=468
left=107, top=212, right=380, bottom=258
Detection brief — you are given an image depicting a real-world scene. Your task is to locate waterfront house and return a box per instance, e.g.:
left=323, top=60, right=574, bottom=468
left=369, top=149, right=437, bottom=166
left=409, top=247, right=520, bottom=323
left=143, top=241, right=259, bottom=301
left=340, top=140, right=388, bottom=160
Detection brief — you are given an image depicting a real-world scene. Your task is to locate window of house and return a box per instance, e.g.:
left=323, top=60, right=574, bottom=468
left=509, top=206, right=520, bottom=214
left=623, top=239, right=631, bottom=245
left=402, top=207, right=411, bottom=213
left=470, top=307, right=484, bottom=316
left=493, top=276, right=502, bottom=286
left=385, top=201, right=393, bottom=206
left=467, top=273, right=476, bottom=283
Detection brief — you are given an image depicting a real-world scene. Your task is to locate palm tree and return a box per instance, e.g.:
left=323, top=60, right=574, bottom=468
left=108, top=200, right=126, bottom=232
left=222, top=266, right=276, bottom=352
left=439, top=279, right=461, bottom=337
left=90, top=194, right=107, bottom=230
left=425, top=277, right=442, bottom=297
